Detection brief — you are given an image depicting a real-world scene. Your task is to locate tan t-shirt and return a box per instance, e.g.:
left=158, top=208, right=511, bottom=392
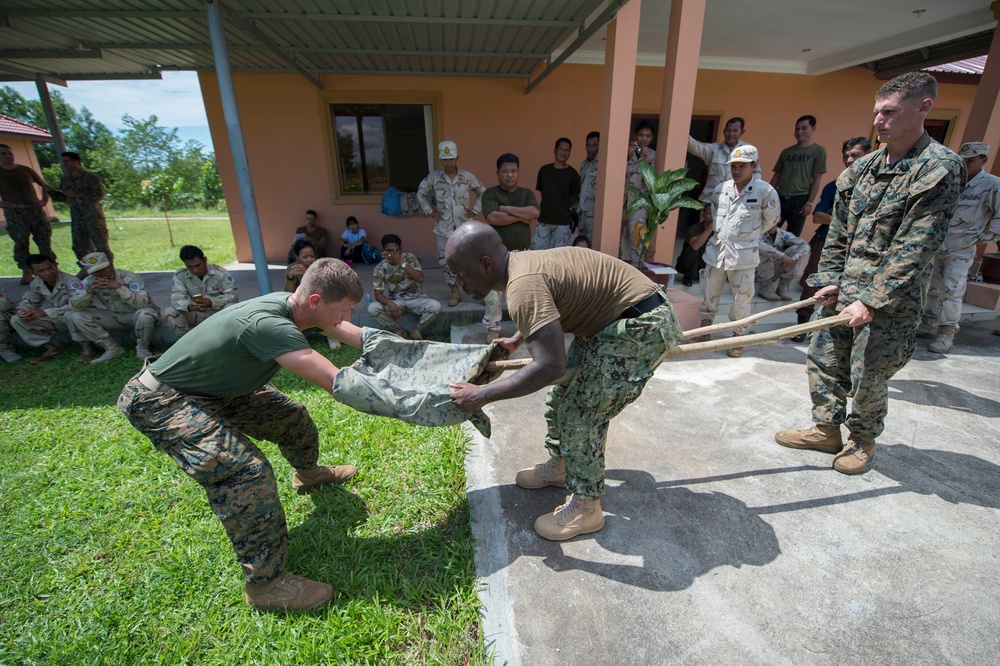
left=505, top=248, right=656, bottom=338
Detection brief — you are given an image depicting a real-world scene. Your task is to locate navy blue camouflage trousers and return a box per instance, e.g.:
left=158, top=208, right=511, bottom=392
left=117, top=375, right=320, bottom=585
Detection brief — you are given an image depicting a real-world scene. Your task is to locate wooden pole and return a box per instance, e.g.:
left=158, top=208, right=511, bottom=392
left=682, top=297, right=819, bottom=339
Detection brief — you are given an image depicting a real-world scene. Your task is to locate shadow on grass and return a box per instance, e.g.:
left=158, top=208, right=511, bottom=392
left=0, top=351, right=141, bottom=410
left=288, top=485, right=475, bottom=611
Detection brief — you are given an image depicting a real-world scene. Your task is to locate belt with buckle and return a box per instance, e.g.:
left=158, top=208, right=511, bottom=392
left=618, top=289, right=667, bottom=320
left=138, top=368, right=168, bottom=392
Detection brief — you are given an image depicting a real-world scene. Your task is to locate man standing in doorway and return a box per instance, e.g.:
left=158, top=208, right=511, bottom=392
left=50, top=151, right=113, bottom=271
left=0, top=143, right=53, bottom=284
left=575, top=132, right=600, bottom=243
left=622, top=121, right=656, bottom=266
left=417, top=140, right=485, bottom=307
left=533, top=138, right=580, bottom=250
left=770, top=115, right=827, bottom=237
left=687, top=117, right=760, bottom=220
left=775, top=72, right=964, bottom=475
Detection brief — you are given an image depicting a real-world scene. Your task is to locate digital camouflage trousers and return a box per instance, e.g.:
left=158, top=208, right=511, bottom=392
left=807, top=306, right=917, bottom=441
left=543, top=294, right=684, bottom=499
left=117, top=374, right=321, bottom=585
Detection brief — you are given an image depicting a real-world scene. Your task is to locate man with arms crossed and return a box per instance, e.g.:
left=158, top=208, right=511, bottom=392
left=118, top=258, right=362, bottom=612
left=776, top=72, right=964, bottom=475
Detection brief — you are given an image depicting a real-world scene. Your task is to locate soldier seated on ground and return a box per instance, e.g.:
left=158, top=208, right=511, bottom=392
left=165, top=245, right=239, bottom=339
left=66, top=251, right=161, bottom=365
left=755, top=226, right=810, bottom=302
left=0, top=288, right=20, bottom=363
left=11, top=253, right=90, bottom=363
left=368, top=234, right=441, bottom=341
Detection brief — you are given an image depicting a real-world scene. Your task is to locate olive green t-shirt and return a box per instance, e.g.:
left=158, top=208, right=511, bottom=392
left=481, top=185, right=537, bottom=251
left=0, top=165, right=43, bottom=204
left=773, top=143, right=827, bottom=196
left=148, top=292, right=310, bottom=396
left=505, top=248, right=656, bottom=339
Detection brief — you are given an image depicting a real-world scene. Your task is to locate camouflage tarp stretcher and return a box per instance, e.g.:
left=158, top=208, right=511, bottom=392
left=332, top=305, right=849, bottom=434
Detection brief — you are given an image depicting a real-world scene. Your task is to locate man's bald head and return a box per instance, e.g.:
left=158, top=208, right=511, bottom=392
left=445, top=222, right=508, bottom=299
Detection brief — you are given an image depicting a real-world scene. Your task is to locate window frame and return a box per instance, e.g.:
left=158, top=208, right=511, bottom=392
left=318, top=90, right=443, bottom=205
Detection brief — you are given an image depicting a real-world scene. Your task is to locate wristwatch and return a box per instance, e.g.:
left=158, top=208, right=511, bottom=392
left=401, top=262, right=408, bottom=269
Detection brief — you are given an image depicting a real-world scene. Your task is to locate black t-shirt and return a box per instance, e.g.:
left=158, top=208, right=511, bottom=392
left=535, top=164, right=581, bottom=226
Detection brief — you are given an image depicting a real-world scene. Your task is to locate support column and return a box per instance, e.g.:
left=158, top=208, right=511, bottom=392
left=652, top=0, right=706, bottom=263
left=205, top=0, right=271, bottom=295
left=593, top=0, right=642, bottom=256
left=964, top=1, right=1000, bottom=176
left=35, top=76, right=68, bottom=172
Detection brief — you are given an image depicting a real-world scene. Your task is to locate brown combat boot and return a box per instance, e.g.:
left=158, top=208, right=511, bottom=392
left=534, top=495, right=605, bottom=541
left=76, top=341, right=97, bottom=363
left=292, top=464, right=357, bottom=494
left=726, top=333, right=745, bottom=358
left=245, top=571, right=334, bottom=612
left=775, top=424, right=843, bottom=453
left=448, top=286, right=462, bottom=307
left=29, top=340, right=66, bottom=364
left=410, top=327, right=423, bottom=341
left=833, top=437, right=876, bottom=475
left=515, top=457, right=566, bottom=489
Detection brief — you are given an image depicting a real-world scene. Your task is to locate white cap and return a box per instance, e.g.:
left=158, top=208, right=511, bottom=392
left=727, top=144, right=759, bottom=164
left=438, top=140, right=458, bottom=159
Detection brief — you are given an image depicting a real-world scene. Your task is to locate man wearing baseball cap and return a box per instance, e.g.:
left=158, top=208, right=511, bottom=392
left=918, top=141, right=1000, bottom=353
left=697, top=144, right=781, bottom=357
left=66, top=251, right=161, bottom=364
left=417, top=140, right=486, bottom=307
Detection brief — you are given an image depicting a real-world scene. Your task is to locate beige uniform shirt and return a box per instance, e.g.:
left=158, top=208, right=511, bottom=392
left=940, top=169, right=1000, bottom=253
left=578, top=156, right=599, bottom=214
left=170, top=264, right=239, bottom=311
left=18, top=271, right=79, bottom=317
left=70, top=269, right=155, bottom=314
left=686, top=137, right=760, bottom=204
left=417, top=168, right=485, bottom=238
left=704, top=177, right=780, bottom=270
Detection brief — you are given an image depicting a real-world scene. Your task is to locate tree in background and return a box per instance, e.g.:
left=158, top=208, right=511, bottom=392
left=0, top=86, right=223, bottom=212
left=141, top=174, right=184, bottom=246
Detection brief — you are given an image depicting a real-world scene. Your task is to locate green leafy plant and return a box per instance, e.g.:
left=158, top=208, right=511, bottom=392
left=626, top=162, right=704, bottom=262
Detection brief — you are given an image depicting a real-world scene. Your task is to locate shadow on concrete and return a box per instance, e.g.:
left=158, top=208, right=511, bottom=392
left=888, top=378, right=1000, bottom=417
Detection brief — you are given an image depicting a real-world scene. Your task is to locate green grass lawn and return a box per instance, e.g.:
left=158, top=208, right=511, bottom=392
left=1, top=211, right=236, bottom=276
left=0, top=339, right=488, bottom=665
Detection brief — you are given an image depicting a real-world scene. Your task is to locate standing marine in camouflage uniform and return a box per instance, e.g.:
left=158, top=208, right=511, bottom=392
left=918, top=141, right=1000, bottom=353
left=165, top=244, right=239, bottom=338
left=67, top=252, right=161, bottom=364
left=368, top=233, right=440, bottom=340
left=117, top=258, right=362, bottom=613
left=417, top=140, right=485, bottom=307
left=756, top=225, right=810, bottom=302
left=49, top=151, right=113, bottom=269
left=0, top=287, right=21, bottom=363
left=446, top=222, right=684, bottom=541
left=776, top=72, right=965, bottom=475
left=12, top=253, right=92, bottom=363
left=576, top=131, right=600, bottom=243
left=0, top=143, right=53, bottom=284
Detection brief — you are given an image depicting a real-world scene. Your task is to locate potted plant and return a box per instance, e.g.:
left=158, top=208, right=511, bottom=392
left=625, top=161, right=703, bottom=270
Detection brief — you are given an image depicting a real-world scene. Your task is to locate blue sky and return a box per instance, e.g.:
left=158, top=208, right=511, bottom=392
left=3, top=71, right=214, bottom=152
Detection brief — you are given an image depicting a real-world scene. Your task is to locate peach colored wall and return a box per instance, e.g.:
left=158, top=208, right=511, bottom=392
left=0, top=136, right=58, bottom=227
left=199, top=65, right=977, bottom=263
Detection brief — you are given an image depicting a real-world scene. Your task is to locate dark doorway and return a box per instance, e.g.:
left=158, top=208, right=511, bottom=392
left=924, top=118, right=951, bottom=145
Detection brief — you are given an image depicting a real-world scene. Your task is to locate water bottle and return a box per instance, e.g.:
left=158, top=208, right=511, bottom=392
left=365, top=291, right=372, bottom=305
left=667, top=273, right=675, bottom=291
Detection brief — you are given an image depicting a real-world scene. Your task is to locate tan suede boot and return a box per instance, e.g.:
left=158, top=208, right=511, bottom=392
left=245, top=571, right=334, bottom=612
left=534, top=495, right=605, bottom=541
left=448, top=286, right=462, bottom=307
left=29, top=340, right=66, bottom=364
left=292, top=464, right=357, bottom=494
left=833, top=437, right=876, bottom=475
left=515, top=457, right=566, bottom=489
left=774, top=424, right=843, bottom=453
left=90, top=338, right=124, bottom=365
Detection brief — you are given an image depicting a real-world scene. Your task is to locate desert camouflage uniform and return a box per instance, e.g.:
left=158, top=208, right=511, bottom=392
left=621, top=148, right=655, bottom=266
left=757, top=227, right=811, bottom=287
left=165, top=263, right=239, bottom=337
left=686, top=137, right=760, bottom=206
left=806, top=132, right=964, bottom=440
left=544, top=294, right=683, bottom=499
left=52, top=170, right=113, bottom=263
left=68, top=268, right=160, bottom=347
left=0, top=290, right=15, bottom=354
left=923, top=169, right=1000, bottom=330
left=417, top=168, right=485, bottom=287
left=11, top=270, right=84, bottom=347
left=368, top=252, right=440, bottom=332
left=578, top=154, right=599, bottom=241
left=117, top=375, right=317, bottom=584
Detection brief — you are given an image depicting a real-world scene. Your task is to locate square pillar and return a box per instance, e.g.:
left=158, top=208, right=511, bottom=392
left=593, top=0, right=642, bottom=256
left=964, top=1, right=1000, bottom=176
left=652, top=0, right=706, bottom=263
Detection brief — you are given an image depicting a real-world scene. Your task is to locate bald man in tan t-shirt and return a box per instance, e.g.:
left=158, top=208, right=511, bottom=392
left=445, top=221, right=684, bottom=541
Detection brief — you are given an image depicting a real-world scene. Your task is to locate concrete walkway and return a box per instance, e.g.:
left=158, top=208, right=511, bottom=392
left=465, top=319, right=1000, bottom=665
